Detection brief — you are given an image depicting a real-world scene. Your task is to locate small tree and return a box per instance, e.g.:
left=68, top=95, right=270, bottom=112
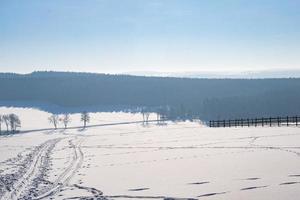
left=81, top=111, right=90, bottom=128
left=144, top=112, right=150, bottom=123
left=3, top=115, right=9, bottom=132
left=48, top=114, right=59, bottom=129
left=8, top=114, right=21, bottom=132
left=60, top=114, right=71, bottom=129
left=0, top=115, right=2, bottom=133
left=0, top=115, right=3, bottom=134
left=141, top=107, right=150, bottom=125
left=156, top=106, right=168, bottom=125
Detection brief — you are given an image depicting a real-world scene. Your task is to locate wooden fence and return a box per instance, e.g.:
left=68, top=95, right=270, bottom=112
left=209, top=116, right=300, bottom=128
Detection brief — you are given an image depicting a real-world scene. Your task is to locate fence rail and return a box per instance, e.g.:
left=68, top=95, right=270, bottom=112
left=209, top=116, right=300, bottom=128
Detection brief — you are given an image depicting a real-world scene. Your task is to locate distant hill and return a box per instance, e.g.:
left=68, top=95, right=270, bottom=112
left=124, top=69, right=300, bottom=79
left=1, top=71, right=300, bottom=120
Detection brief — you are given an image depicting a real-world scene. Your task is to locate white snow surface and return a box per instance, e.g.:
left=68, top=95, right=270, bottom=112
left=0, top=107, right=300, bottom=200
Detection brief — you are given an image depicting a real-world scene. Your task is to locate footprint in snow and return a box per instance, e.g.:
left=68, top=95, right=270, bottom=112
left=198, top=191, right=227, bottom=198
left=240, top=185, right=268, bottom=191
left=280, top=182, right=300, bottom=185
left=128, top=188, right=150, bottom=192
left=289, top=174, right=300, bottom=177
left=188, top=181, right=210, bottom=185
left=244, top=177, right=261, bottom=181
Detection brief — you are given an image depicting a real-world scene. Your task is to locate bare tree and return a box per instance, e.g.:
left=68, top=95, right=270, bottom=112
left=0, top=115, right=2, bottom=134
left=48, top=114, right=59, bottom=129
left=81, top=111, right=90, bottom=128
left=156, top=106, right=168, bottom=125
left=0, top=115, right=3, bottom=134
left=60, top=114, right=71, bottom=129
left=3, top=115, right=10, bottom=132
left=144, top=112, right=150, bottom=123
left=141, top=107, right=151, bottom=125
left=8, top=114, right=21, bottom=132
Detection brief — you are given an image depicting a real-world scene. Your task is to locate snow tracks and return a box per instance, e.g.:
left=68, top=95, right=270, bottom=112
left=0, top=138, right=61, bottom=200
left=35, top=138, right=84, bottom=199
left=0, top=136, right=85, bottom=200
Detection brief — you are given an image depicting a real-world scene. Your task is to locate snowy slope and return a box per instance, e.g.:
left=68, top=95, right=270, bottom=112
left=0, top=107, right=300, bottom=200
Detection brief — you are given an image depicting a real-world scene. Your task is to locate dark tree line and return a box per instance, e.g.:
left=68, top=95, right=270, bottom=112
left=1, top=71, right=300, bottom=121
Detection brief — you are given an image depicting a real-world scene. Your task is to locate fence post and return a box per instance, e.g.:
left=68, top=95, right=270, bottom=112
left=262, top=118, right=264, bottom=127
left=296, top=116, right=298, bottom=126
left=287, top=116, right=289, bottom=126
left=269, top=117, right=272, bottom=127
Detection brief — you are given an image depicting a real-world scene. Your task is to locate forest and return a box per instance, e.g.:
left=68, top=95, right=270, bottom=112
left=1, top=71, right=300, bottom=121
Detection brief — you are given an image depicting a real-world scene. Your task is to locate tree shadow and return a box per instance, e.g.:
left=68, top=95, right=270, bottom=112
left=78, top=127, right=87, bottom=132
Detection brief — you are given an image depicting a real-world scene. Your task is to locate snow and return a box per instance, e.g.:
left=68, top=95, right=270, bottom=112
left=0, top=107, right=300, bottom=200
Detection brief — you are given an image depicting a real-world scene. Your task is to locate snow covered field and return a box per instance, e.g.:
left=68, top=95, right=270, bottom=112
left=0, top=107, right=300, bottom=200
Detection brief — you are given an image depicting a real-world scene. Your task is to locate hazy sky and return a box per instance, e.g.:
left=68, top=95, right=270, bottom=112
left=1, top=0, right=299, bottom=73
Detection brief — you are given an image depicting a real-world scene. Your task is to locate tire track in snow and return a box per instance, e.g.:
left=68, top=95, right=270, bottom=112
left=0, top=138, right=61, bottom=200
left=34, top=137, right=84, bottom=199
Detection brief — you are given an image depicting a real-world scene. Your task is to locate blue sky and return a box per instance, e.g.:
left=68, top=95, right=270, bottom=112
left=0, top=0, right=299, bottom=73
